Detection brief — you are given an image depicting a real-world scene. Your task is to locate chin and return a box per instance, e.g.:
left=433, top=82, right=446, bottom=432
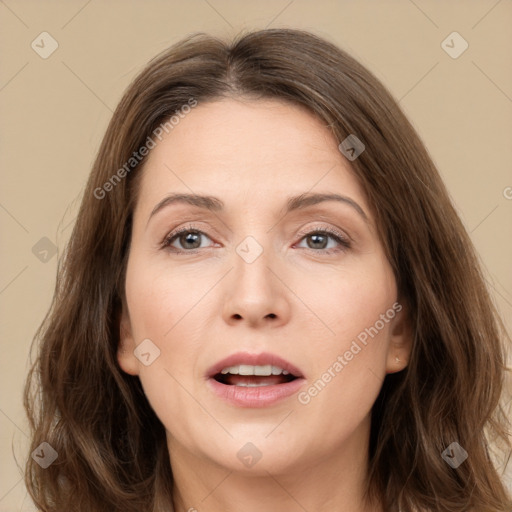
left=198, top=433, right=308, bottom=475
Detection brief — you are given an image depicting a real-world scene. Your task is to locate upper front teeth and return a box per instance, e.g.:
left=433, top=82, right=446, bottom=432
left=220, top=364, right=290, bottom=376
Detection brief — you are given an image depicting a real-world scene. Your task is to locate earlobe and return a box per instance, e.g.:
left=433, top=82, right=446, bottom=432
left=117, top=306, right=140, bottom=376
left=385, top=301, right=413, bottom=374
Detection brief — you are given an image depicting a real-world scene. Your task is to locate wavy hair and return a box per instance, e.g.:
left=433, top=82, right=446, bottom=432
left=24, top=28, right=511, bottom=511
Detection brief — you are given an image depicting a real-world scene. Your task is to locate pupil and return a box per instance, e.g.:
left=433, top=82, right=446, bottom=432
left=181, top=232, right=200, bottom=249
left=309, top=234, right=327, bottom=249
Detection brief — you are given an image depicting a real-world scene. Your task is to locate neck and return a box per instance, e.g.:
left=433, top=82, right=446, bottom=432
left=167, top=415, right=383, bottom=512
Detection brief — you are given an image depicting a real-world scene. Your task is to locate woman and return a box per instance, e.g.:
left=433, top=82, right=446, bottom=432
left=24, top=28, right=512, bottom=512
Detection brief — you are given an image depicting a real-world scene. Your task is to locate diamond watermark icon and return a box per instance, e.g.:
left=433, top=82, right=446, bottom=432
left=31, top=32, right=59, bottom=59
left=236, top=236, right=263, bottom=264
left=338, top=134, right=365, bottom=161
left=237, top=442, right=262, bottom=468
left=32, top=237, right=58, bottom=263
left=134, top=338, right=161, bottom=366
left=441, top=441, right=468, bottom=468
left=31, top=442, right=58, bottom=469
left=441, top=32, right=468, bottom=59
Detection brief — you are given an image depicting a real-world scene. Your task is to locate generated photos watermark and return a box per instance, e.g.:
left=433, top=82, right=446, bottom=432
left=298, top=301, right=402, bottom=405
left=94, top=98, right=198, bottom=200
left=31, top=442, right=58, bottom=469
left=338, top=134, right=365, bottom=161
left=441, top=442, right=468, bottom=469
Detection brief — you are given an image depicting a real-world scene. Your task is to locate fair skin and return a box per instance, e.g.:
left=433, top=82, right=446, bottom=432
left=118, top=97, right=412, bottom=512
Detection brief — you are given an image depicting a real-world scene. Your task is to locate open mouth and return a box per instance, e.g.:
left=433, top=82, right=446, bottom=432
left=213, top=365, right=299, bottom=387
left=206, top=353, right=304, bottom=406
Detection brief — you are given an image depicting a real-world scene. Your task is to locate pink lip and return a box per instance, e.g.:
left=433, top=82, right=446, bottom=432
left=208, top=378, right=305, bottom=408
left=206, top=351, right=305, bottom=408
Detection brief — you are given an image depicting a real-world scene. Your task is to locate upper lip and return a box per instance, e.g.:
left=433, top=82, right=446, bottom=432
left=207, top=352, right=304, bottom=379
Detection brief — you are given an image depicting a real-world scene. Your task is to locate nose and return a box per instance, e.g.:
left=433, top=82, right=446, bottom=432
left=221, top=242, right=291, bottom=329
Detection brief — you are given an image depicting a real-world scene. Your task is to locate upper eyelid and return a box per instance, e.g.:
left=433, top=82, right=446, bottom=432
left=296, top=225, right=349, bottom=241
left=164, top=223, right=346, bottom=239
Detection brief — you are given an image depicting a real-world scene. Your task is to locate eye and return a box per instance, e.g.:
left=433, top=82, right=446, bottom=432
left=160, top=225, right=351, bottom=254
left=160, top=225, right=214, bottom=253
left=295, top=227, right=350, bottom=254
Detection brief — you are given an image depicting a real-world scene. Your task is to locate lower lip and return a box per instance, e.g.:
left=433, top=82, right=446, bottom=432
left=207, top=377, right=305, bottom=408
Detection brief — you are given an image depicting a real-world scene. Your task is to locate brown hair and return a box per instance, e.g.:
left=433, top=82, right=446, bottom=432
left=24, top=28, right=511, bottom=511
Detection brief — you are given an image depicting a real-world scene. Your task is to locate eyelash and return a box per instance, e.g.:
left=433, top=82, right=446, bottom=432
left=160, top=224, right=351, bottom=255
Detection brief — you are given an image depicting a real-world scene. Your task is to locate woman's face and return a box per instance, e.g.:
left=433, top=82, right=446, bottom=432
left=118, top=98, right=411, bottom=475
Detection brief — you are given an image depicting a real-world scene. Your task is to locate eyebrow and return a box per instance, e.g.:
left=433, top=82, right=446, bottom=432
left=147, top=191, right=368, bottom=225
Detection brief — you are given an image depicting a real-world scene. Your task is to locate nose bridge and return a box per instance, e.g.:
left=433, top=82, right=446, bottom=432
left=233, top=232, right=275, bottom=299
left=222, top=231, right=290, bottom=326
left=230, top=206, right=275, bottom=275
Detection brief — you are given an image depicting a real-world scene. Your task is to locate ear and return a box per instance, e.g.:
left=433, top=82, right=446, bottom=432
left=117, top=300, right=140, bottom=376
left=385, top=301, right=413, bottom=374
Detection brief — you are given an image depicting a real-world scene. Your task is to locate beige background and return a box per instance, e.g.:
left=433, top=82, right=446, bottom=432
left=1, top=1, right=511, bottom=510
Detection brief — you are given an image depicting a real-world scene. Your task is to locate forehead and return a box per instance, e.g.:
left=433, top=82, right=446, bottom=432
left=135, top=98, right=368, bottom=216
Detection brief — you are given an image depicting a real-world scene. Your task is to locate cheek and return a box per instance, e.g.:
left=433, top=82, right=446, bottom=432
left=125, top=256, right=210, bottom=341
left=125, top=266, right=208, bottom=386
left=334, top=281, right=395, bottom=362
left=296, top=254, right=396, bottom=354
left=292, top=257, right=396, bottom=415
left=124, top=257, right=216, bottom=435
